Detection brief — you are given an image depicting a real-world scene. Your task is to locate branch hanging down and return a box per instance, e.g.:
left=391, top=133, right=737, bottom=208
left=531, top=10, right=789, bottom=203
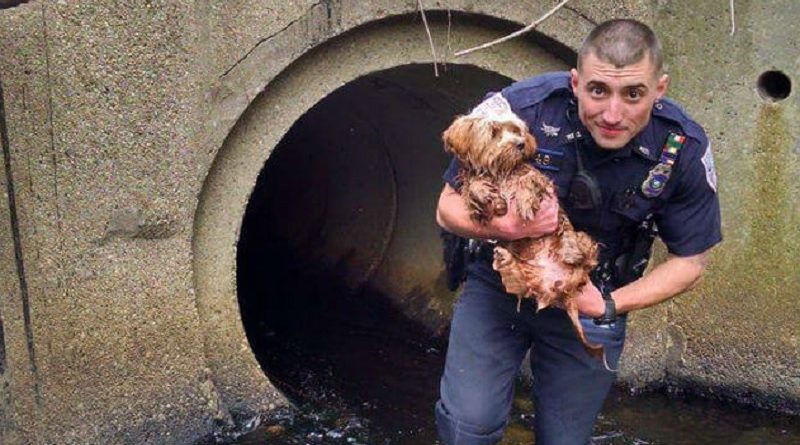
left=418, top=0, right=439, bottom=77
left=455, top=0, right=572, bottom=57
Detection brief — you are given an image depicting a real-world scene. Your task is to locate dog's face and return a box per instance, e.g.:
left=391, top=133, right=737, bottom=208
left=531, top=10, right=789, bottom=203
left=443, top=114, right=537, bottom=176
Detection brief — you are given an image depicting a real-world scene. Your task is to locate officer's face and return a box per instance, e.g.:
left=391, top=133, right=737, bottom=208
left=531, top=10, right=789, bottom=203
left=570, top=52, right=669, bottom=149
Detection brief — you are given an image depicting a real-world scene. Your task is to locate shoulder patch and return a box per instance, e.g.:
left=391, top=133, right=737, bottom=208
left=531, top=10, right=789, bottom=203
left=469, top=92, right=514, bottom=120
left=701, top=141, right=717, bottom=192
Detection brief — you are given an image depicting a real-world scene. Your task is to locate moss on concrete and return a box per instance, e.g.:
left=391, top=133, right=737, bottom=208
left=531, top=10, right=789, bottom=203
left=643, top=0, right=800, bottom=414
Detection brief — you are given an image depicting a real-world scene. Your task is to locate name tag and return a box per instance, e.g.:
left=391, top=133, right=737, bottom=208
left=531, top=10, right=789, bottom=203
left=533, top=148, right=563, bottom=171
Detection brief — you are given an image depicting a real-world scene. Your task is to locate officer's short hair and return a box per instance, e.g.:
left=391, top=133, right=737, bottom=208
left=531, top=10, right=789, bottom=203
left=578, top=19, right=663, bottom=76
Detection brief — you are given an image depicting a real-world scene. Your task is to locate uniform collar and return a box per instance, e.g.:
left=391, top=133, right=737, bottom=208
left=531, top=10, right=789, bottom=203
left=574, top=127, right=660, bottom=169
left=629, top=119, right=662, bottom=162
left=592, top=135, right=659, bottom=163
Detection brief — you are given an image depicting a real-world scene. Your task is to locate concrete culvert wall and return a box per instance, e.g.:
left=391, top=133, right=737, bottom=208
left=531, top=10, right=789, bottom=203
left=193, top=12, right=570, bottom=425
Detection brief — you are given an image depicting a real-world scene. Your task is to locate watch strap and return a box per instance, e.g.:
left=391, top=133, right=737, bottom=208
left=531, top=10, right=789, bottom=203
left=594, top=290, right=617, bottom=325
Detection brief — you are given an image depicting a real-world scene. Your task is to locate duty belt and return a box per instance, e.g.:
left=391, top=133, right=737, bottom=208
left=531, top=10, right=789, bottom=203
left=591, top=259, right=619, bottom=293
left=467, top=239, right=496, bottom=262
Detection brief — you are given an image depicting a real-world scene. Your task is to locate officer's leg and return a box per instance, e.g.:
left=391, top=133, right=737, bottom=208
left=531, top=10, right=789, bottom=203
left=436, top=277, right=533, bottom=445
left=529, top=309, right=627, bottom=445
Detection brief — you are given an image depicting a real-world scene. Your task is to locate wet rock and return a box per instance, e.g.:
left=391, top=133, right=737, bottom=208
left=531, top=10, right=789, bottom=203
left=306, top=431, right=324, bottom=441
left=325, top=428, right=344, bottom=439
left=264, top=424, right=285, bottom=436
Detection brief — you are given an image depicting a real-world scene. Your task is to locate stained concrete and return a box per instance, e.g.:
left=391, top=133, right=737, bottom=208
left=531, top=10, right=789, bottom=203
left=0, top=0, right=797, bottom=444
left=644, top=0, right=800, bottom=412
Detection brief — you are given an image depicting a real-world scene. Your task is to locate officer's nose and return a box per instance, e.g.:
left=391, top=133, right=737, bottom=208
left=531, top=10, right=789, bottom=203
left=603, top=97, right=623, bottom=125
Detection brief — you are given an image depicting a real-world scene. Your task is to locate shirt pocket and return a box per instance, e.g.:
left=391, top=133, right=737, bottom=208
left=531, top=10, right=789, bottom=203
left=609, top=186, right=656, bottom=226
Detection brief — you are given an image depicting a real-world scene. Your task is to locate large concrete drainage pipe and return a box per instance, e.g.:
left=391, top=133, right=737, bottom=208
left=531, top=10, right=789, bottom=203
left=194, top=11, right=573, bottom=418
left=236, top=64, right=512, bottom=377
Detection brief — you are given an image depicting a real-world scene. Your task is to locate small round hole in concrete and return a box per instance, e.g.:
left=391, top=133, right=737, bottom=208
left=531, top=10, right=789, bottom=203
left=757, top=70, right=791, bottom=102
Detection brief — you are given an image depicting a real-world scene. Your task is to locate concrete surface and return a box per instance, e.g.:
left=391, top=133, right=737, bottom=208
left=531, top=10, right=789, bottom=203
left=0, top=0, right=796, bottom=444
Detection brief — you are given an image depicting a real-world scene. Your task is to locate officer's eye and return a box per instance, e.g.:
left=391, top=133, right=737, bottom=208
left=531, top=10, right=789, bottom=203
left=589, top=85, right=606, bottom=97
left=627, top=88, right=644, bottom=100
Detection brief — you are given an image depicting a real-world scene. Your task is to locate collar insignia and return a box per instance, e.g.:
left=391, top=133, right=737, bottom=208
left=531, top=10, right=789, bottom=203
left=541, top=122, right=560, bottom=138
left=565, top=130, right=583, bottom=142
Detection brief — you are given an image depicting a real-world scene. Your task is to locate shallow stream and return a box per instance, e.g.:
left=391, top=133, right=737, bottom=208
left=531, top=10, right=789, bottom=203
left=231, top=291, right=799, bottom=445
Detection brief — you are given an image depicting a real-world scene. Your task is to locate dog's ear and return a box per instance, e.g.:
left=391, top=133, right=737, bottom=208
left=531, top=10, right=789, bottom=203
left=443, top=116, right=474, bottom=158
left=524, top=131, right=538, bottom=157
left=490, top=121, right=502, bottom=139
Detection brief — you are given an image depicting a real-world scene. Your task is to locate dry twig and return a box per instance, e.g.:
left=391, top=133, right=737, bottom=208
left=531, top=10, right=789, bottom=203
left=444, top=7, right=453, bottom=70
left=729, top=0, right=736, bottom=36
left=418, top=0, right=439, bottom=77
left=455, top=0, right=572, bottom=57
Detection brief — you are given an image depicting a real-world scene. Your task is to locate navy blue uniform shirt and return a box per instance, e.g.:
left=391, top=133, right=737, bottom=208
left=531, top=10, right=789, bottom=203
left=443, top=72, right=722, bottom=287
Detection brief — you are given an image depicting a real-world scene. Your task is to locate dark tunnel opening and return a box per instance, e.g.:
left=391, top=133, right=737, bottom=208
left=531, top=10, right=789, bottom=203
left=236, top=64, right=512, bottom=436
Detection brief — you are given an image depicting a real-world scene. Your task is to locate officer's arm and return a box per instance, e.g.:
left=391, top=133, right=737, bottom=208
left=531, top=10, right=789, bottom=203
left=576, top=249, right=711, bottom=317
left=435, top=183, right=559, bottom=241
left=610, top=131, right=720, bottom=314
left=610, top=249, right=710, bottom=314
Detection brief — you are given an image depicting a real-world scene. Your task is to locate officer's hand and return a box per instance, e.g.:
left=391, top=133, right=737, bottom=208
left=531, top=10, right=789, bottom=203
left=493, top=193, right=560, bottom=240
left=575, top=281, right=606, bottom=318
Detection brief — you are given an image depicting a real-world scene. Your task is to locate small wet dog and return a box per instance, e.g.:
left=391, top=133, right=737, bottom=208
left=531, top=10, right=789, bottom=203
left=442, top=94, right=603, bottom=359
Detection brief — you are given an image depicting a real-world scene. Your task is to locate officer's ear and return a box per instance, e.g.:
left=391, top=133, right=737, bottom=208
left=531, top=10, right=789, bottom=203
left=570, top=68, right=580, bottom=94
left=656, top=73, right=669, bottom=100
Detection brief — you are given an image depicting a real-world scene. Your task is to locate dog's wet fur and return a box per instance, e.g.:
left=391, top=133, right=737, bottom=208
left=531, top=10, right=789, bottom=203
left=443, top=112, right=603, bottom=360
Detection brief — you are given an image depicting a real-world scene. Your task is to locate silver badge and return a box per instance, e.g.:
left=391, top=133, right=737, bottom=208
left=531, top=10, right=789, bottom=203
left=701, top=141, right=717, bottom=192
left=541, top=123, right=560, bottom=138
left=638, top=145, right=651, bottom=156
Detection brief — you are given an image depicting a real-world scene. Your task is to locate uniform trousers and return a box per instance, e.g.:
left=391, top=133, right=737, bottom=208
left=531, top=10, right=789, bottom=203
left=435, top=272, right=627, bottom=445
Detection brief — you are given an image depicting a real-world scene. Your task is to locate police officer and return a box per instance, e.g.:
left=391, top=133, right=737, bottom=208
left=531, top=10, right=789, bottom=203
left=435, top=19, right=722, bottom=445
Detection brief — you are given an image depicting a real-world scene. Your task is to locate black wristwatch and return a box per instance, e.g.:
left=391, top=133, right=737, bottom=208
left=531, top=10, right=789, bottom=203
left=593, top=289, right=617, bottom=325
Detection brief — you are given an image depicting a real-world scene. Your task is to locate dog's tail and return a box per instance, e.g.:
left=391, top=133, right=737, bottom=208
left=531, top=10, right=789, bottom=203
left=565, top=304, right=617, bottom=373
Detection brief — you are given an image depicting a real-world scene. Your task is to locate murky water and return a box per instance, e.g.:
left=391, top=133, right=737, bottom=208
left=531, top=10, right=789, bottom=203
left=231, top=291, right=799, bottom=445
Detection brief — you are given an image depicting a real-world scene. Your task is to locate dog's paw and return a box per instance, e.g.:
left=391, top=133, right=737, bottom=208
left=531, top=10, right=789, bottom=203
left=509, top=169, right=553, bottom=221
left=493, top=248, right=528, bottom=296
left=511, top=183, right=540, bottom=221
left=493, top=246, right=513, bottom=268
left=557, top=232, right=584, bottom=265
left=466, top=179, right=504, bottom=224
left=558, top=230, right=598, bottom=267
